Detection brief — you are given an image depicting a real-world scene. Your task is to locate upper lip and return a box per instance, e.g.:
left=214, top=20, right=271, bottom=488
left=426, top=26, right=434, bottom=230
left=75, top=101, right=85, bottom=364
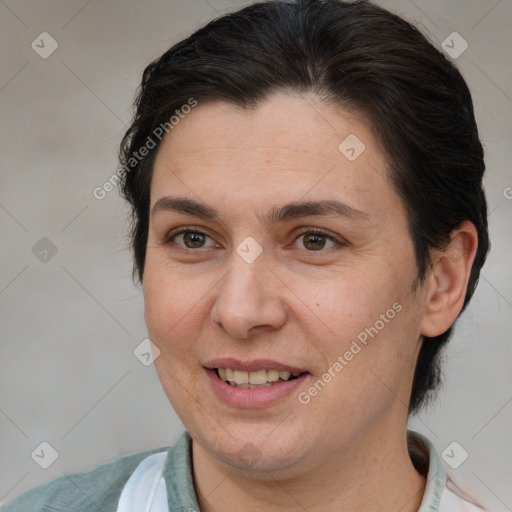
left=204, top=358, right=308, bottom=373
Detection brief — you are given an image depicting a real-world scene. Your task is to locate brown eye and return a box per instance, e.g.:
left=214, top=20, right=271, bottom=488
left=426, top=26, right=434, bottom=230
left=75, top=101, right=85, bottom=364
left=302, top=233, right=327, bottom=250
left=182, top=232, right=207, bottom=248
left=296, top=231, right=337, bottom=251
left=168, top=229, right=215, bottom=249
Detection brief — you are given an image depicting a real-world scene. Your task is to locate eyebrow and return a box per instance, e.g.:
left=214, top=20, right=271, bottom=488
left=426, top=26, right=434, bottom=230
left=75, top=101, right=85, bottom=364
left=151, top=196, right=369, bottom=225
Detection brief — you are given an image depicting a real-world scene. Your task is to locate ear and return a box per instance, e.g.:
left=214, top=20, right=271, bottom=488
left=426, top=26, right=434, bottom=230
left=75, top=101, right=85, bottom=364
left=420, top=221, right=478, bottom=338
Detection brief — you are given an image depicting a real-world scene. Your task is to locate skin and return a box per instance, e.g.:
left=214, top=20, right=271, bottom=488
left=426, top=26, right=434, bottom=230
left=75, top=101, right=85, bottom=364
left=143, top=91, right=478, bottom=511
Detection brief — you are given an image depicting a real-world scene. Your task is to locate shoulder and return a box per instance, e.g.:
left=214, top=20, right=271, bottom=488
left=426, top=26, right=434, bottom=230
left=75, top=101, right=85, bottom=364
left=1, top=446, right=169, bottom=512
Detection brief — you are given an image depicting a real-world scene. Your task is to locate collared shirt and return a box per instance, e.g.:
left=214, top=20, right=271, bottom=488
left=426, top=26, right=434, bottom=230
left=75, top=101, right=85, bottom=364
left=408, top=431, right=485, bottom=511
left=1, top=430, right=486, bottom=511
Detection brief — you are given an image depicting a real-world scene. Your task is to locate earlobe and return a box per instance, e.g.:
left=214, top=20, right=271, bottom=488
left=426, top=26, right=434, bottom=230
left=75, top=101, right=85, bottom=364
left=420, top=221, right=478, bottom=338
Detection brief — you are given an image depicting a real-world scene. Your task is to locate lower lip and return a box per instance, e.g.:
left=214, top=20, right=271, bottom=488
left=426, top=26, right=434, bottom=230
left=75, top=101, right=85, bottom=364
left=205, top=368, right=309, bottom=408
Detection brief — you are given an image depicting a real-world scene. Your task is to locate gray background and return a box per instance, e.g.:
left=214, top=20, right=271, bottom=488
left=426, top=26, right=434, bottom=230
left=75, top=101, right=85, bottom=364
left=0, top=0, right=510, bottom=509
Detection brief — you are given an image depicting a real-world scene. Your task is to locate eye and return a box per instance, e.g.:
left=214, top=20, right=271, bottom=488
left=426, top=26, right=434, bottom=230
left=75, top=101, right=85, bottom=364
left=165, top=227, right=344, bottom=252
left=167, top=228, right=217, bottom=249
left=294, top=229, right=341, bottom=251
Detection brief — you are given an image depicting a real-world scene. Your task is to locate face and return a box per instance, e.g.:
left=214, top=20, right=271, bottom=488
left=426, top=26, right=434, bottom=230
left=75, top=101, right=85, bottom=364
left=143, top=92, right=428, bottom=477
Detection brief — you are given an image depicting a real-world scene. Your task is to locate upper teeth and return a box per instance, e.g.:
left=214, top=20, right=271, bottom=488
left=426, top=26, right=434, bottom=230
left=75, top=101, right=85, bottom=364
left=217, top=368, right=301, bottom=386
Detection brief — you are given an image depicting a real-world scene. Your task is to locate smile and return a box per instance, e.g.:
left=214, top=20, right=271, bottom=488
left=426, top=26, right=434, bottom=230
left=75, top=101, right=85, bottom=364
left=215, top=368, right=302, bottom=388
left=205, top=360, right=310, bottom=408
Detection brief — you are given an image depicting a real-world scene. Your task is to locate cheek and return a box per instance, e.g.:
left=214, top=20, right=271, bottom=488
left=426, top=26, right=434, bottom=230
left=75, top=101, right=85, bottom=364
left=143, top=254, right=201, bottom=351
left=292, top=262, right=408, bottom=339
left=144, top=265, right=208, bottom=406
left=297, top=257, right=420, bottom=387
left=300, top=300, right=419, bottom=434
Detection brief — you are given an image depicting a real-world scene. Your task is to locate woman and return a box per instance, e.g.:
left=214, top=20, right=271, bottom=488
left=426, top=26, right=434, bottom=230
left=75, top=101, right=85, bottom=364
left=3, top=0, right=490, bottom=510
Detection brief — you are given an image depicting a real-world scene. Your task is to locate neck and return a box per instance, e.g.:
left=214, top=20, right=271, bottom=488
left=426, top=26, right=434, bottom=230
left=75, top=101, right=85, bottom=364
left=192, top=420, right=426, bottom=511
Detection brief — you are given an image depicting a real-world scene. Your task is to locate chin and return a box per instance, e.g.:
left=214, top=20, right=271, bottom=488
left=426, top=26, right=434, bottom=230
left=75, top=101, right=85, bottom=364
left=194, top=420, right=314, bottom=475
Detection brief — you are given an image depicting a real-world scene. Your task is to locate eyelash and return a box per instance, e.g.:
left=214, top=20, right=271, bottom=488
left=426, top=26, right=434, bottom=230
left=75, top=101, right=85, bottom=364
left=165, top=226, right=345, bottom=252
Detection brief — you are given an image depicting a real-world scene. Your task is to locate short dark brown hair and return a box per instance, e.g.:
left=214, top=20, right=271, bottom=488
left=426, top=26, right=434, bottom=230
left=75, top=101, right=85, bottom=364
left=118, top=0, right=489, bottom=415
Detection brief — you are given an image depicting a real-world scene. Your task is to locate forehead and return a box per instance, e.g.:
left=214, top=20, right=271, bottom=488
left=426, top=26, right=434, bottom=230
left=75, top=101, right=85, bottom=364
left=155, top=93, right=373, bottom=163
left=150, top=92, right=400, bottom=221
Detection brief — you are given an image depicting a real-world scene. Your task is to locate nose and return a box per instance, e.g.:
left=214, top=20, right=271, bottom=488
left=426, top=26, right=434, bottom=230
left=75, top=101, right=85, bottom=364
left=210, top=252, right=288, bottom=340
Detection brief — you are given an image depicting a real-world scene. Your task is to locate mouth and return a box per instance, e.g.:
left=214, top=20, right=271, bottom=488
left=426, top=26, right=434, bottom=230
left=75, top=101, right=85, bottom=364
left=204, top=359, right=310, bottom=408
left=214, top=367, right=304, bottom=388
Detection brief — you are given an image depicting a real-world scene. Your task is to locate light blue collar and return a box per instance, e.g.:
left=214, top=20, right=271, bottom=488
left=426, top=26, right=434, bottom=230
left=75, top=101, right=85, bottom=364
left=409, top=430, right=447, bottom=511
